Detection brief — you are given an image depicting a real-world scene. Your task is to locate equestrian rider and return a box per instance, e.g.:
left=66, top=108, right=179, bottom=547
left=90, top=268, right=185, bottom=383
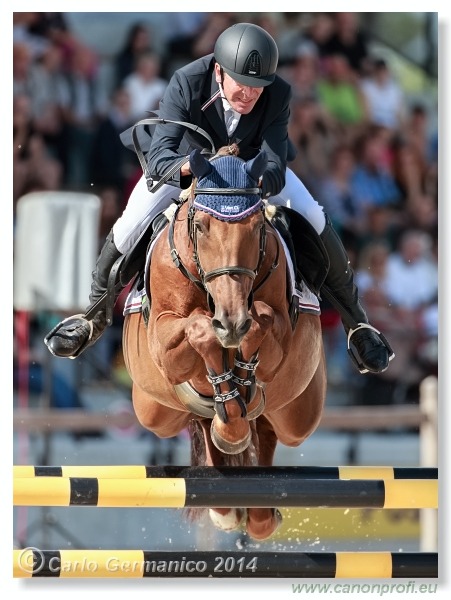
left=45, top=22, right=393, bottom=374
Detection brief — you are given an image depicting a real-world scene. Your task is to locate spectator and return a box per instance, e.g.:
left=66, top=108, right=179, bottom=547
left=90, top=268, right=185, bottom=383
left=114, top=24, right=154, bottom=89
left=122, top=51, right=168, bottom=122
left=287, top=41, right=322, bottom=101
left=317, top=53, right=368, bottom=141
left=13, top=13, right=51, bottom=60
left=13, top=93, right=34, bottom=211
left=391, top=136, right=428, bottom=200
left=304, top=12, right=335, bottom=65
left=356, top=232, right=438, bottom=403
left=191, top=13, right=237, bottom=59
left=321, top=12, right=370, bottom=76
left=62, top=44, right=105, bottom=187
left=26, top=43, right=71, bottom=160
left=288, top=97, right=337, bottom=196
left=316, top=143, right=364, bottom=237
left=384, top=229, right=438, bottom=312
left=90, top=87, right=135, bottom=190
left=404, top=192, right=438, bottom=237
left=360, top=58, right=406, bottom=132
left=96, top=185, right=124, bottom=246
left=350, top=126, right=403, bottom=218
left=13, top=43, right=34, bottom=97
left=162, top=12, right=207, bottom=72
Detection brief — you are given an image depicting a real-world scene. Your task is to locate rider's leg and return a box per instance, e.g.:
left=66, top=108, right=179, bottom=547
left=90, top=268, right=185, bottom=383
left=270, top=168, right=393, bottom=374
left=45, top=176, right=178, bottom=359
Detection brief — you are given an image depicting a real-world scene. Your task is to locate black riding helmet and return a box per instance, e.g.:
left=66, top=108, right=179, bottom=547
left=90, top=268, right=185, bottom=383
left=214, top=23, right=278, bottom=87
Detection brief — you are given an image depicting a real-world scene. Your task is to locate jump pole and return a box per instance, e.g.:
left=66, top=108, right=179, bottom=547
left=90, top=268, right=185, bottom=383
left=12, top=549, right=438, bottom=579
left=13, top=476, right=438, bottom=509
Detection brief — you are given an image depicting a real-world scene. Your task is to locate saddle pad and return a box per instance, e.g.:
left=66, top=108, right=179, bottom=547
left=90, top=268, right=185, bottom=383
left=123, top=227, right=320, bottom=316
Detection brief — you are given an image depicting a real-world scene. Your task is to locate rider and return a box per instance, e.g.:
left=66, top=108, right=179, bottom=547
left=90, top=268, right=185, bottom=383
left=45, top=22, right=393, bottom=374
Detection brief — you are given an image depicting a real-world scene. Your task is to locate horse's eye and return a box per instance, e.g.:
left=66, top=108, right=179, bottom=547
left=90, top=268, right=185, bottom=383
left=194, top=221, right=204, bottom=234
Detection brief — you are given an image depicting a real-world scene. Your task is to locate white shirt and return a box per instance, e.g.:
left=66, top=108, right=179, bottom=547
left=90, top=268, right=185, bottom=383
left=360, top=77, right=404, bottom=129
left=123, top=74, right=168, bottom=122
left=385, top=254, right=438, bottom=310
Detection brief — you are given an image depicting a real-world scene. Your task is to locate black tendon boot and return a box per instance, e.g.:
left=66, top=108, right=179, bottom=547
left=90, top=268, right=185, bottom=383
left=44, top=230, right=123, bottom=358
left=320, top=216, right=394, bottom=374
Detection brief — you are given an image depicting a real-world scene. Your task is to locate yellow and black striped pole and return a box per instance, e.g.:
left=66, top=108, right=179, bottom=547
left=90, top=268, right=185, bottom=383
left=13, top=465, right=438, bottom=479
left=13, top=549, right=438, bottom=578
left=13, top=476, right=438, bottom=509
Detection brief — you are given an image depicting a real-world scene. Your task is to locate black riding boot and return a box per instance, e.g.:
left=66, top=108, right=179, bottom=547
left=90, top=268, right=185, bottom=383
left=320, top=216, right=394, bottom=374
left=45, top=230, right=123, bottom=359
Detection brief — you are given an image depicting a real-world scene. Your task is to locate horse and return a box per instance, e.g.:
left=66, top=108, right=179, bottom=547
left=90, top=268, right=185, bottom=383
left=122, top=144, right=327, bottom=541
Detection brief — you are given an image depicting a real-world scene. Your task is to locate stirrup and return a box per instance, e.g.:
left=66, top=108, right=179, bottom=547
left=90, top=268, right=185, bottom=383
left=347, top=323, right=395, bottom=374
left=44, top=314, right=94, bottom=360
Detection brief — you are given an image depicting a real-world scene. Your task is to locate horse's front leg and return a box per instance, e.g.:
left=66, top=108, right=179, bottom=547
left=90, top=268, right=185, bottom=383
left=185, top=313, right=253, bottom=455
left=237, top=300, right=289, bottom=384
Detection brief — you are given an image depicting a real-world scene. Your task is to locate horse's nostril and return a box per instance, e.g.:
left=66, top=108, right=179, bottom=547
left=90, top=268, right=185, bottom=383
left=238, top=318, right=252, bottom=337
left=212, top=318, right=226, bottom=331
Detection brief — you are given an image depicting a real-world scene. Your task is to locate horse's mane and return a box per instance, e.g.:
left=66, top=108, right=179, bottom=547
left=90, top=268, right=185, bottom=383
left=214, top=143, right=240, bottom=158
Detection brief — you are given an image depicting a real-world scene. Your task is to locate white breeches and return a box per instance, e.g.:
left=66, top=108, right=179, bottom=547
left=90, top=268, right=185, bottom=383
left=113, top=167, right=326, bottom=254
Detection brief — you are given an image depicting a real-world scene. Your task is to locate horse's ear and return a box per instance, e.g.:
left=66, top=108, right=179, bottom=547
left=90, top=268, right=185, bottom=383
left=245, top=150, right=268, bottom=181
left=189, top=149, right=213, bottom=180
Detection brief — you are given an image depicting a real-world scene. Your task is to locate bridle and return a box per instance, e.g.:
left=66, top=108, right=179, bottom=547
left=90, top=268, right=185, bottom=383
left=168, top=180, right=280, bottom=310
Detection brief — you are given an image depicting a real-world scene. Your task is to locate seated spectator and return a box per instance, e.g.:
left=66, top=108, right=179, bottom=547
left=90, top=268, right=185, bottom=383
left=357, top=205, right=403, bottom=253
left=13, top=43, right=34, bottom=97
left=122, top=51, right=168, bottom=122
left=317, top=53, right=368, bottom=141
left=303, top=12, right=335, bottom=66
left=13, top=93, right=34, bottom=208
left=384, top=229, right=438, bottom=312
left=191, top=13, right=237, bottom=59
left=114, top=24, right=154, bottom=89
left=288, top=41, right=322, bottom=102
left=26, top=43, right=71, bottom=160
left=356, top=236, right=437, bottom=402
left=391, top=136, right=428, bottom=200
left=162, top=12, right=207, bottom=74
left=13, top=13, right=51, bottom=60
left=360, top=58, right=406, bottom=132
left=95, top=185, right=124, bottom=246
left=404, top=193, right=438, bottom=237
left=62, top=44, right=105, bottom=188
left=316, top=143, right=363, bottom=236
left=288, top=97, right=337, bottom=196
left=321, top=12, right=370, bottom=76
left=90, top=87, right=135, bottom=190
left=350, top=126, right=403, bottom=213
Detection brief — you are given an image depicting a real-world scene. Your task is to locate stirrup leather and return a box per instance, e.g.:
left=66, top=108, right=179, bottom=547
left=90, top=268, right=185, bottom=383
left=347, top=323, right=395, bottom=374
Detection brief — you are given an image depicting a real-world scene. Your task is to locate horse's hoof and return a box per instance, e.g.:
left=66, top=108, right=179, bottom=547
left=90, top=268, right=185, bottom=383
left=210, top=419, right=251, bottom=455
left=247, top=509, right=283, bottom=541
left=209, top=508, right=247, bottom=532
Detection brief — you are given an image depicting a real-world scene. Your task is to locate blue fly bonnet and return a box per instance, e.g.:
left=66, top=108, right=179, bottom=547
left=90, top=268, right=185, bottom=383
left=189, top=149, right=268, bottom=221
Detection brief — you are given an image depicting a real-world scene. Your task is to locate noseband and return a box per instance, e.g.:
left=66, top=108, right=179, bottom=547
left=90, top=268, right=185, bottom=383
left=168, top=188, right=279, bottom=303
left=189, top=185, right=266, bottom=286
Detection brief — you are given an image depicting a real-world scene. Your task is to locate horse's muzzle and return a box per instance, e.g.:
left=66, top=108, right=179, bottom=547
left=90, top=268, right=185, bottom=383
left=212, top=311, right=252, bottom=348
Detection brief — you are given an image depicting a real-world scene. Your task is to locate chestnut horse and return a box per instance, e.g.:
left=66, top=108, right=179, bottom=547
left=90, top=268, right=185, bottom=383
left=122, top=146, right=326, bottom=540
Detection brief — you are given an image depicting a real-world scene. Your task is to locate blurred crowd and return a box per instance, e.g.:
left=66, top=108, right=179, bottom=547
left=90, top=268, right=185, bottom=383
left=13, top=12, right=438, bottom=407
